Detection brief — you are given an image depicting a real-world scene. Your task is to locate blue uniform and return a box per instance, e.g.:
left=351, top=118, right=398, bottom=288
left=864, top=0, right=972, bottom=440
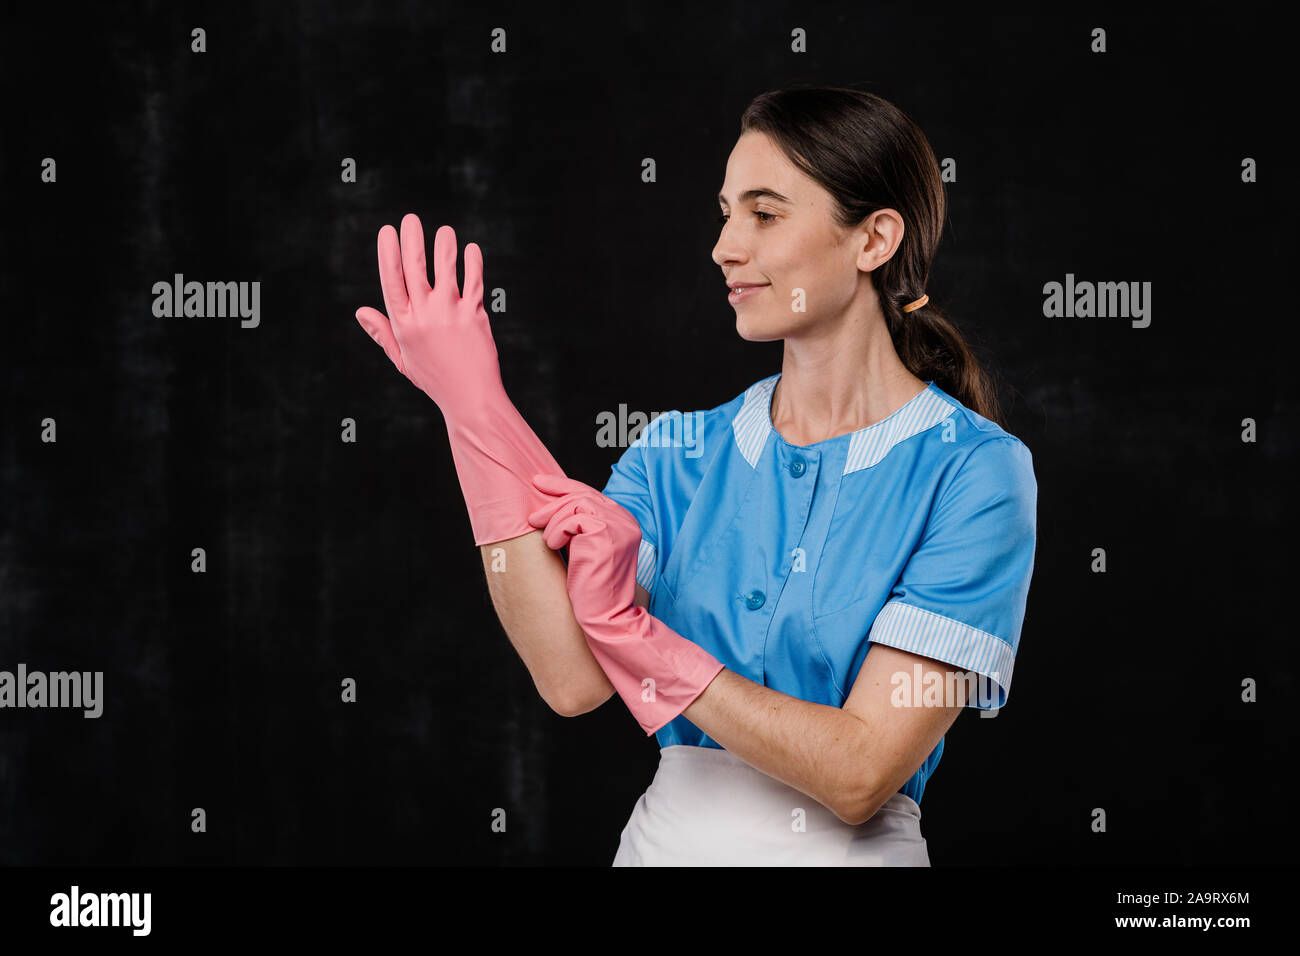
left=600, top=371, right=1038, bottom=807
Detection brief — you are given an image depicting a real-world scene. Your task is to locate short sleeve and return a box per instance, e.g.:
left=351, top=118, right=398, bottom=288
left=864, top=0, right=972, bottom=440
left=867, top=436, right=1038, bottom=710
left=600, top=438, right=661, bottom=595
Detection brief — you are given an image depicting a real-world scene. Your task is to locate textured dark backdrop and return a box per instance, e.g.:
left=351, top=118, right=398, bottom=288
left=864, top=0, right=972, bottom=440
left=1, top=1, right=1294, bottom=866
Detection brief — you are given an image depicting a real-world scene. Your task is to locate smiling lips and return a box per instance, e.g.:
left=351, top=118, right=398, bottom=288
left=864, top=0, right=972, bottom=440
left=728, top=283, right=769, bottom=304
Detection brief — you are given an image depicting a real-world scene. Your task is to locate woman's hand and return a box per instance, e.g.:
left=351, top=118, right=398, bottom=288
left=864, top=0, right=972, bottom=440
left=526, top=474, right=642, bottom=631
left=355, top=213, right=510, bottom=424
left=353, top=212, right=567, bottom=547
left=528, top=473, right=725, bottom=736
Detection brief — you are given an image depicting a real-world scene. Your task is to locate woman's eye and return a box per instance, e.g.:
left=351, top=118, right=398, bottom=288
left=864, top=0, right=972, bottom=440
left=716, top=211, right=775, bottom=225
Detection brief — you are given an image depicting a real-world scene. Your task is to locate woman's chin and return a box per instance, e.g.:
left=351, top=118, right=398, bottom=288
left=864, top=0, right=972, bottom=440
left=735, top=313, right=787, bottom=343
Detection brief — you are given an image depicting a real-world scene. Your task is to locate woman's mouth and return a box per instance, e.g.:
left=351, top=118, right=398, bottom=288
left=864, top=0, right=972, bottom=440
left=728, top=284, right=769, bottom=304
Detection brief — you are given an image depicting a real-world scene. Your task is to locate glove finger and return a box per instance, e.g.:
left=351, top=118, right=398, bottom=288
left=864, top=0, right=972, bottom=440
left=538, top=512, right=576, bottom=551
left=431, top=222, right=462, bottom=298
left=355, top=307, right=405, bottom=371
left=463, top=242, right=485, bottom=310
left=530, top=493, right=607, bottom=544
left=399, top=213, right=434, bottom=299
left=540, top=512, right=592, bottom=548
left=542, top=492, right=605, bottom=527
left=376, top=223, right=413, bottom=327
left=535, top=475, right=636, bottom=536
left=532, top=473, right=602, bottom=499
left=527, top=493, right=572, bottom=531
left=541, top=505, right=607, bottom=550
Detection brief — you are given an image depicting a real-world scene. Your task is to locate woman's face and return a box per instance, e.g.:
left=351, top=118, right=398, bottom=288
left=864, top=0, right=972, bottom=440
left=712, top=131, right=883, bottom=342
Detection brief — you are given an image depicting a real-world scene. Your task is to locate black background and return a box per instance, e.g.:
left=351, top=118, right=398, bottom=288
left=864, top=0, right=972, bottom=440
left=1, top=1, right=1295, bottom=867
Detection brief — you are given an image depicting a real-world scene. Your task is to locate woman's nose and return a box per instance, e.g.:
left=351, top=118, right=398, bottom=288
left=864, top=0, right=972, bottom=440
left=712, top=233, right=746, bottom=267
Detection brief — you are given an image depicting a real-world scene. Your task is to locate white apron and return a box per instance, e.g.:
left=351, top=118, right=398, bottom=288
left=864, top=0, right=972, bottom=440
left=613, top=744, right=930, bottom=866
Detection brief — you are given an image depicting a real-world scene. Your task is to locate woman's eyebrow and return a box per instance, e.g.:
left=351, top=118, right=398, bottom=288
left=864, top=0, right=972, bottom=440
left=717, top=188, right=793, bottom=206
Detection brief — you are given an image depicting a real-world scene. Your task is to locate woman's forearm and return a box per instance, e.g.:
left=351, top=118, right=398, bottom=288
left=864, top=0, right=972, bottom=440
left=681, top=669, right=870, bottom=824
left=479, top=531, right=615, bottom=716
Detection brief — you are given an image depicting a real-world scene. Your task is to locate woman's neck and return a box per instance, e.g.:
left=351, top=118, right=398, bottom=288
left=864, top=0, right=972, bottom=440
left=771, top=338, right=926, bottom=446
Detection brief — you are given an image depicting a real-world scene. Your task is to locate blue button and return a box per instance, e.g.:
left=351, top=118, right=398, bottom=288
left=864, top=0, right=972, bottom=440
left=789, top=456, right=806, bottom=478
left=744, top=589, right=766, bottom=610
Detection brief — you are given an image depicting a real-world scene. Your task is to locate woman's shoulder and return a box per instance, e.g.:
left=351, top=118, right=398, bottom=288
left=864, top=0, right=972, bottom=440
left=925, top=382, right=1032, bottom=453
left=921, top=382, right=1036, bottom=495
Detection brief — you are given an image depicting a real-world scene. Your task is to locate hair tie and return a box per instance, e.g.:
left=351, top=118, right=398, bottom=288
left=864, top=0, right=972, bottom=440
left=901, top=293, right=929, bottom=313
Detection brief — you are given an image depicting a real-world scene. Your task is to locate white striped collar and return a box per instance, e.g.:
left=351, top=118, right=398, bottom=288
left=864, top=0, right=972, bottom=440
left=731, top=373, right=956, bottom=475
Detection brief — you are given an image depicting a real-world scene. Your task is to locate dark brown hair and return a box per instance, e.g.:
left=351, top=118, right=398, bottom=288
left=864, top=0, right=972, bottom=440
left=740, top=85, right=1003, bottom=424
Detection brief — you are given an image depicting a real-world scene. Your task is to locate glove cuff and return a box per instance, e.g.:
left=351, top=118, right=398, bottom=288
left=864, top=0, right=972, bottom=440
left=583, top=608, right=726, bottom=736
left=445, top=397, right=566, bottom=546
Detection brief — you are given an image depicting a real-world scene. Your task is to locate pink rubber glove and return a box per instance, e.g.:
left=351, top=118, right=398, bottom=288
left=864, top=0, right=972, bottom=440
left=527, top=473, right=725, bottom=736
left=355, top=213, right=566, bottom=546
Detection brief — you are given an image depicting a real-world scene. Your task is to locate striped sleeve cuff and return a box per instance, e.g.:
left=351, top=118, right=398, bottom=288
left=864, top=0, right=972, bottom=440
left=635, top=537, right=658, bottom=594
left=868, top=601, right=1016, bottom=709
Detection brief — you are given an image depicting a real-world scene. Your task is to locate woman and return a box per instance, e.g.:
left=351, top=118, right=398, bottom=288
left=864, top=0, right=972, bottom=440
left=355, top=86, right=1037, bottom=866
